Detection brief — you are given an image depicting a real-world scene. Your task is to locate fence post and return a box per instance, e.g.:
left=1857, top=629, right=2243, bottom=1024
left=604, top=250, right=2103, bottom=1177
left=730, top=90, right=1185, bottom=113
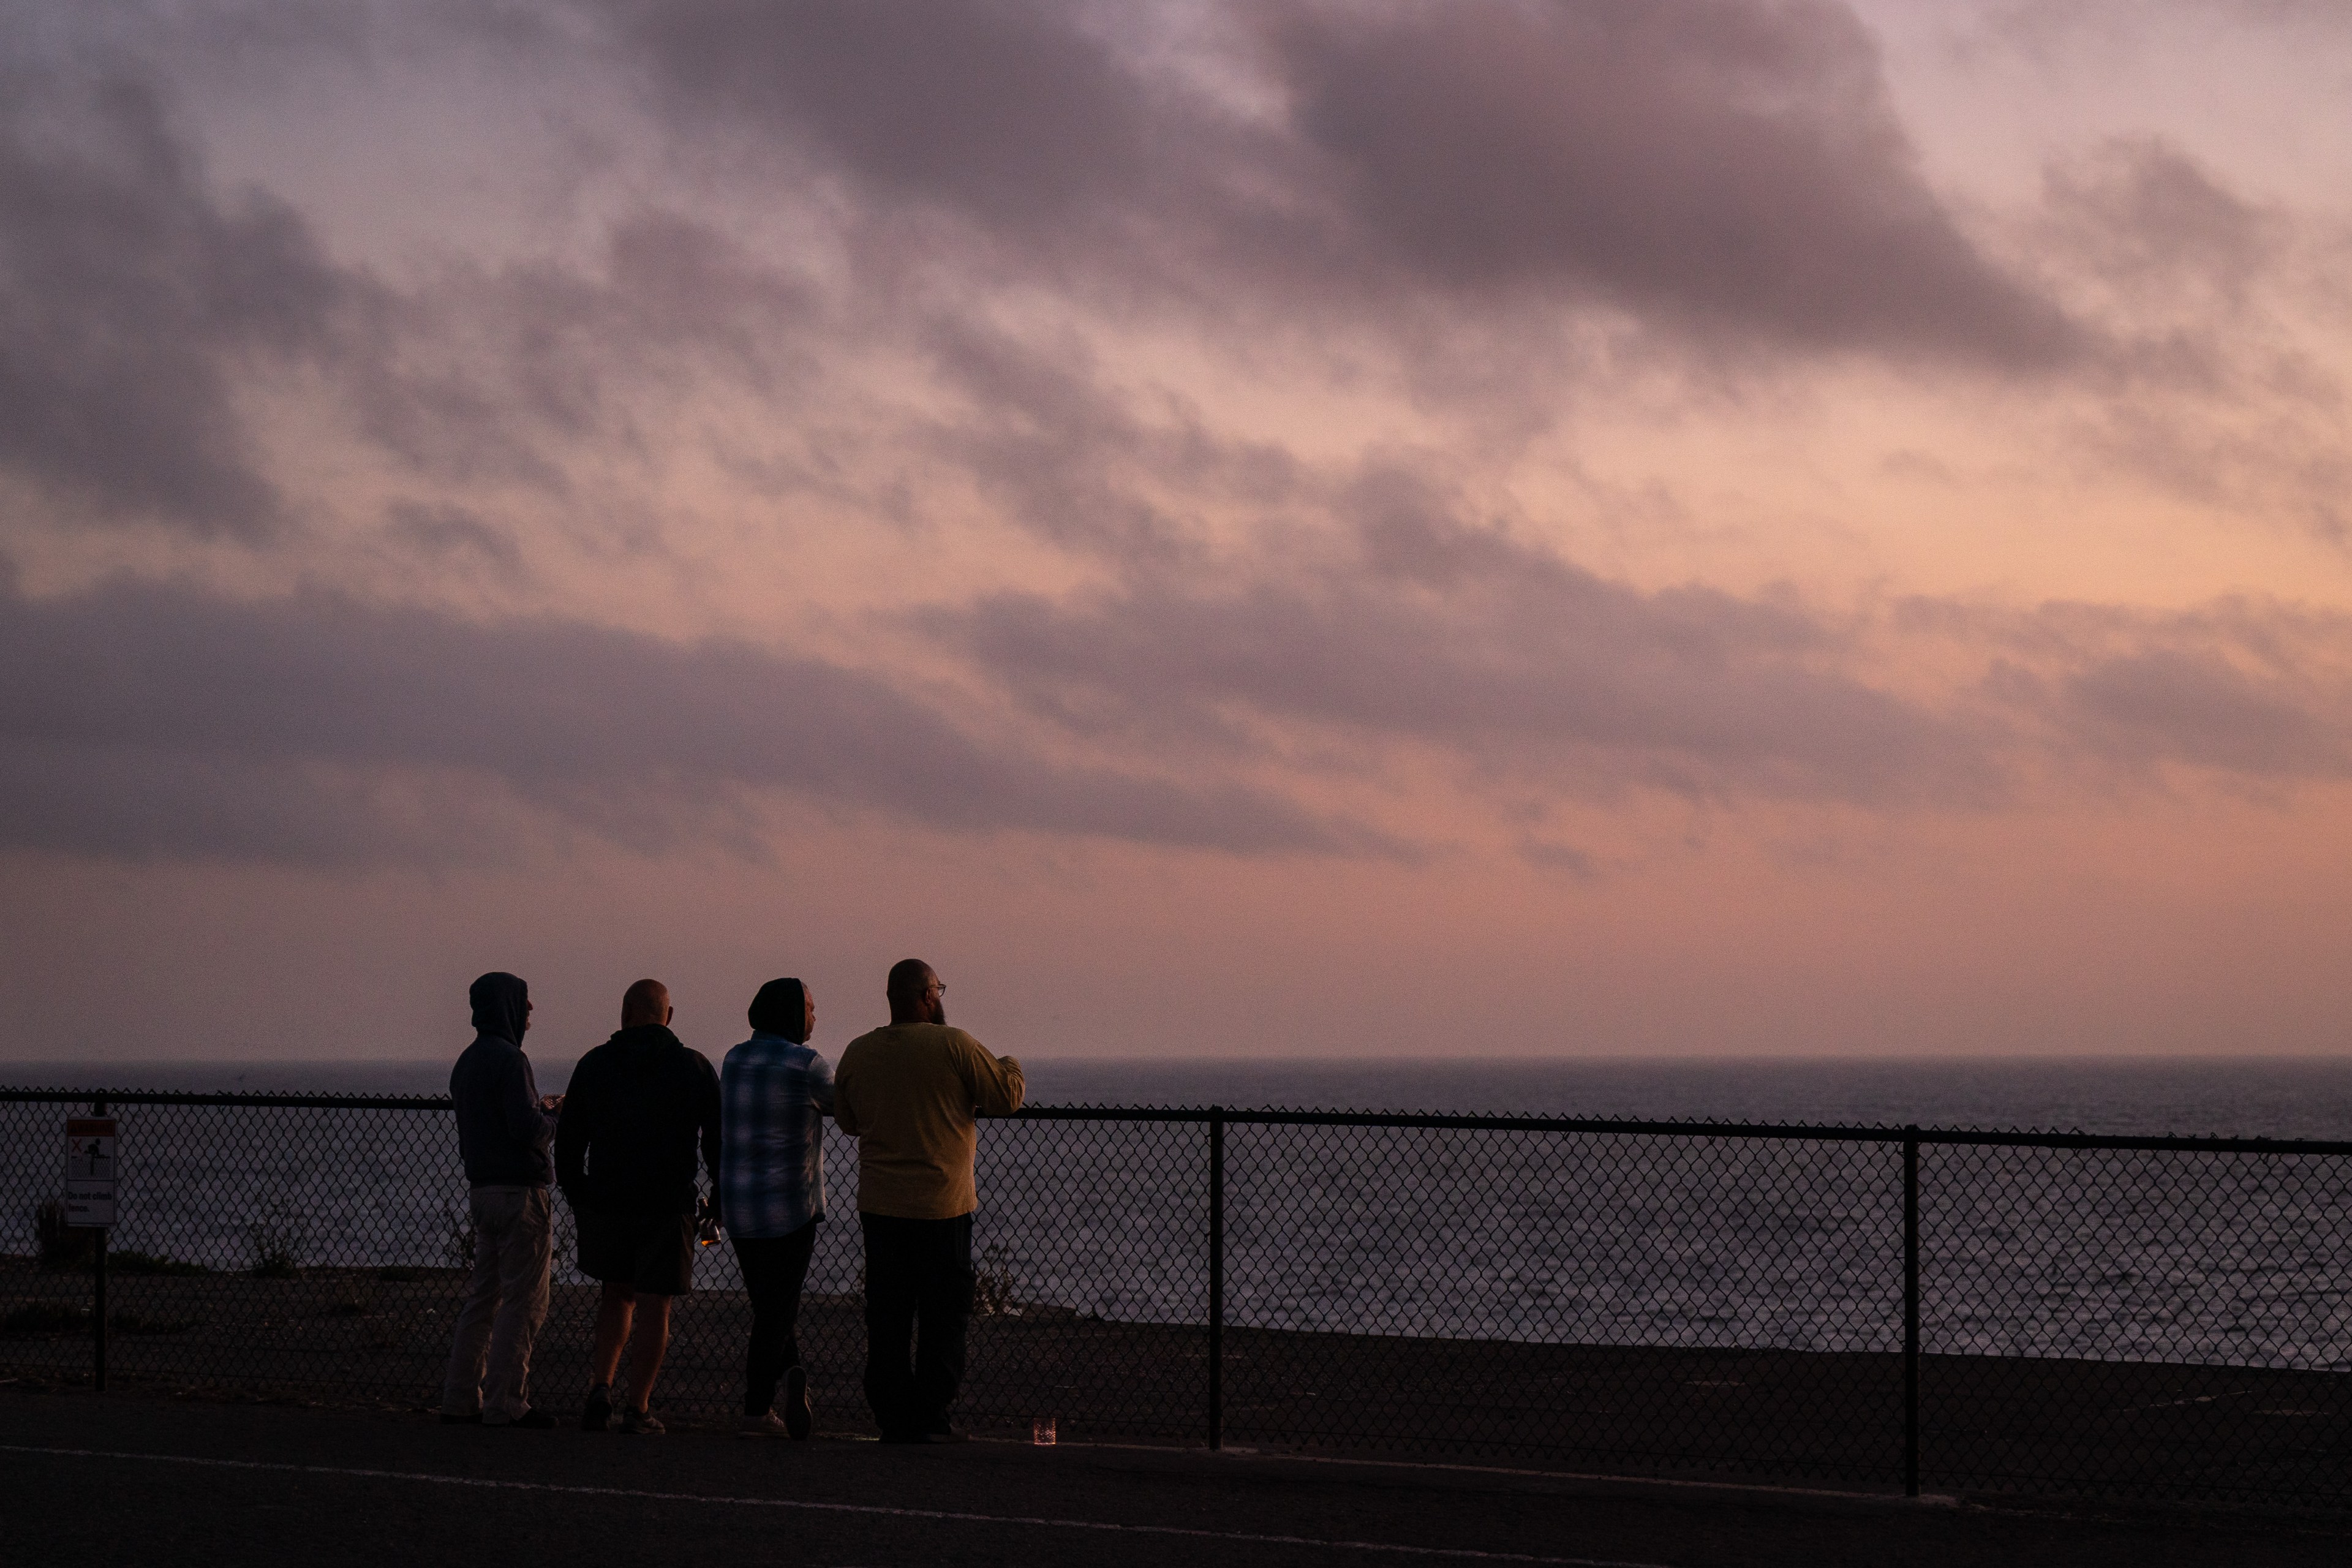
left=1208, top=1106, right=1224, bottom=1452
left=92, top=1095, right=108, bottom=1394
left=1902, top=1125, right=1919, bottom=1498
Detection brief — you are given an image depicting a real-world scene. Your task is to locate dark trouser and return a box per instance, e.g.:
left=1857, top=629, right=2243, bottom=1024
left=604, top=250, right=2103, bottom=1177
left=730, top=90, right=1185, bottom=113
left=860, top=1212, right=973, bottom=1437
left=731, top=1220, right=820, bottom=1417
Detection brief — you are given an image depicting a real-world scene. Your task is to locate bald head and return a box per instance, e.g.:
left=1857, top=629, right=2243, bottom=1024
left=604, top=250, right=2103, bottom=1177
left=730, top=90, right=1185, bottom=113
left=621, top=978, right=672, bottom=1028
left=886, top=959, right=944, bottom=1025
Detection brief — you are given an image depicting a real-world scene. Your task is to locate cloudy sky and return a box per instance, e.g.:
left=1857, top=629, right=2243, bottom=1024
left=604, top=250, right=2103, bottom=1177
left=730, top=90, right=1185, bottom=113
left=5, top=0, right=2351, bottom=1066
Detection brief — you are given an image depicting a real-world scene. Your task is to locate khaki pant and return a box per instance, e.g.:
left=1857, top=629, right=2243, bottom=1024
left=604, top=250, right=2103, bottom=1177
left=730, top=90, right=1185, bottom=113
left=441, top=1185, right=552, bottom=1423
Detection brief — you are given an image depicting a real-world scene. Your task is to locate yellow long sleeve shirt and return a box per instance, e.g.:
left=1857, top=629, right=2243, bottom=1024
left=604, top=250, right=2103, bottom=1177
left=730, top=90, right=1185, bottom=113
left=832, top=1023, right=1025, bottom=1219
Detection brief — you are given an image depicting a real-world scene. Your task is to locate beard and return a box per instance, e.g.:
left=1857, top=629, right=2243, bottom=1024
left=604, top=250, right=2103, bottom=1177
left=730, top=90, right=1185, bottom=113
left=931, top=1000, right=948, bottom=1026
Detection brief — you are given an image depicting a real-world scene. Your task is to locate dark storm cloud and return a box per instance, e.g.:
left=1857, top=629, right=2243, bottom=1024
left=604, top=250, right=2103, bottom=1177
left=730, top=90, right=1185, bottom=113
left=948, top=481, right=2003, bottom=807
left=344, top=210, right=826, bottom=496
left=0, top=70, right=353, bottom=536
left=1917, top=596, right=2352, bottom=783
left=0, top=0, right=2099, bottom=569
left=0, top=575, right=1394, bottom=865
left=603, top=0, right=2081, bottom=371
left=606, top=0, right=1157, bottom=228
left=2041, top=138, right=2280, bottom=306
left=1265, top=0, right=2081, bottom=367
left=1, top=34, right=835, bottom=527
left=913, top=318, right=1306, bottom=562
left=382, top=500, right=526, bottom=572
left=2060, top=649, right=2345, bottom=775
left=943, top=486, right=2352, bottom=808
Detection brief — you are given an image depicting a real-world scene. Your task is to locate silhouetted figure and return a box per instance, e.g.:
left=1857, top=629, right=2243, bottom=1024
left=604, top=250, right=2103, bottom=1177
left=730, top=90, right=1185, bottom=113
left=834, top=959, right=1024, bottom=1442
left=442, top=970, right=560, bottom=1428
left=720, top=975, right=835, bottom=1438
left=556, top=978, right=721, bottom=1436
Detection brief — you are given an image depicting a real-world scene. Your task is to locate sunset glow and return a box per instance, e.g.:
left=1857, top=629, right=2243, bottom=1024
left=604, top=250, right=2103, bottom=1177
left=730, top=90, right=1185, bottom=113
left=5, top=1, right=2351, bottom=1064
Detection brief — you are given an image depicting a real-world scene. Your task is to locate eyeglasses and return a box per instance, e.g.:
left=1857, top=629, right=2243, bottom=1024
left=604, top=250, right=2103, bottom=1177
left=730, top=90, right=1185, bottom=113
left=925, top=982, right=946, bottom=998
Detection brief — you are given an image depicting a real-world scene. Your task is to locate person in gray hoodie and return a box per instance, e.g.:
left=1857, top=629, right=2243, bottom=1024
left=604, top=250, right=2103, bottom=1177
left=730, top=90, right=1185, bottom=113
left=442, top=971, right=562, bottom=1428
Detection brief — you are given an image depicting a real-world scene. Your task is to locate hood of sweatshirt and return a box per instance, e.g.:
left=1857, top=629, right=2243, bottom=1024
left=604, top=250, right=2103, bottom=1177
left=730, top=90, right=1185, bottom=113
left=747, top=977, right=807, bottom=1039
left=468, top=971, right=530, bottom=1047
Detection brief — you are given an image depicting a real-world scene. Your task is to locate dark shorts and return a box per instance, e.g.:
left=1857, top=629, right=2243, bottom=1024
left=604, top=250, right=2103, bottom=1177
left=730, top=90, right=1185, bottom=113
left=575, top=1207, right=696, bottom=1295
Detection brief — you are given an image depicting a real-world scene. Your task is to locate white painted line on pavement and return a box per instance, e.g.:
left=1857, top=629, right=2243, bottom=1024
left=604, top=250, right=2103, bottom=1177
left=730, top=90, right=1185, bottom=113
left=0, top=1443, right=1679, bottom=1567
left=1067, top=1437, right=1956, bottom=1507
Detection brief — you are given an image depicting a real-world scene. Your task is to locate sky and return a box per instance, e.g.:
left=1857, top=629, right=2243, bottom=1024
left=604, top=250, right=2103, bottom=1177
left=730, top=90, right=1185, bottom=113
left=4, top=0, right=2351, bottom=1067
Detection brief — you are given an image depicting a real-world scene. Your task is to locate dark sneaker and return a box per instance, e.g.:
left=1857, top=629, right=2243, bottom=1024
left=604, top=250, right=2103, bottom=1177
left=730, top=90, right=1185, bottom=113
left=737, top=1411, right=791, bottom=1439
left=493, top=1409, right=556, bottom=1430
left=619, top=1408, right=665, bottom=1436
left=783, top=1365, right=812, bottom=1440
left=925, top=1416, right=968, bottom=1444
left=580, top=1387, right=612, bottom=1433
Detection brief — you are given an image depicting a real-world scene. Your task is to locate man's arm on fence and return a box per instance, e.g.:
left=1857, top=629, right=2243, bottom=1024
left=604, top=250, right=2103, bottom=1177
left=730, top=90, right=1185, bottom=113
left=957, top=1033, right=1025, bottom=1117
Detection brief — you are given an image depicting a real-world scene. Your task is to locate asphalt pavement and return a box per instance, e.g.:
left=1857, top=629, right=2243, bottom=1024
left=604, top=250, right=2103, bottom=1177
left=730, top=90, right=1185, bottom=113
left=3, top=1382, right=2348, bottom=1567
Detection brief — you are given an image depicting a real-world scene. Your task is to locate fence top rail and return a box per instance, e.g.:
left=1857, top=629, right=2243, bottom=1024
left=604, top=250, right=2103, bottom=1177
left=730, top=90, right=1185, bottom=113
left=0, top=1087, right=450, bottom=1112
left=1023, top=1104, right=2352, bottom=1154
left=7, top=1084, right=2352, bottom=1155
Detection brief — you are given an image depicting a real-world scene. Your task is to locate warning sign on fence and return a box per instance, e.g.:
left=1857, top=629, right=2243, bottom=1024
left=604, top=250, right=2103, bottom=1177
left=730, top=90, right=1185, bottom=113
left=65, top=1117, right=117, bottom=1228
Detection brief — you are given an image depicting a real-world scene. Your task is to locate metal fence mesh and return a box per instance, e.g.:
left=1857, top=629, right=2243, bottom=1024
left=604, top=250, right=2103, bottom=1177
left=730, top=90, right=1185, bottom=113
left=6, top=1090, right=2350, bottom=1508
left=1219, top=1124, right=1904, bottom=1482
left=1918, top=1142, right=2352, bottom=1504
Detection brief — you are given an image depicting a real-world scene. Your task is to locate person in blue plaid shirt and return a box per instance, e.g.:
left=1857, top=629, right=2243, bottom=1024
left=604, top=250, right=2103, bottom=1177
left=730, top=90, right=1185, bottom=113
left=719, top=976, right=834, bottom=1438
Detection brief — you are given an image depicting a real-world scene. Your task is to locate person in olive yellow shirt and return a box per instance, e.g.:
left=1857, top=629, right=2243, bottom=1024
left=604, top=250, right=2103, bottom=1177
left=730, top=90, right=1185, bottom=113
left=832, top=959, right=1024, bottom=1442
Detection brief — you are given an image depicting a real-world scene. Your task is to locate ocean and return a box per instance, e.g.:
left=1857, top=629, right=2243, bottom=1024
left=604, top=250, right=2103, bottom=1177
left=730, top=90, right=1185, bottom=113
left=7, top=1054, right=2351, bottom=1138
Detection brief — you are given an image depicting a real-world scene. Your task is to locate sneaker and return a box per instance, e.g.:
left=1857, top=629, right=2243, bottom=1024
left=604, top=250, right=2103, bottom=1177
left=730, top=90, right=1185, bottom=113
left=490, top=1409, right=556, bottom=1430
left=737, top=1411, right=791, bottom=1439
left=925, top=1415, right=968, bottom=1444
left=580, top=1387, right=612, bottom=1433
left=619, top=1408, right=665, bottom=1436
left=782, top=1365, right=812, bottom=1440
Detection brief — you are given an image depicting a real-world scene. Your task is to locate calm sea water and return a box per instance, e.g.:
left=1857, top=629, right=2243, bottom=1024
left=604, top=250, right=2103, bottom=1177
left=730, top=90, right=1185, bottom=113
left=7, top=1057, right=2350, bottom=1368
left=8, top=1055, right=2351, bottom=1138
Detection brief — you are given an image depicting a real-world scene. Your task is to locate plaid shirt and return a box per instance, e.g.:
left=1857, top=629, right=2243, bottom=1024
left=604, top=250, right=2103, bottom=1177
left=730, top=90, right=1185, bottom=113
left=718, top=1033, right=835, bottom=1238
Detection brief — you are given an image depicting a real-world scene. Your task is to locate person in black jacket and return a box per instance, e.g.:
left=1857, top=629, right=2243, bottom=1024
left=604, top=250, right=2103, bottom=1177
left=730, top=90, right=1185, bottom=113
left=555, top=978, right=722, bottom=1436
left=442, top=971, right=561, bottom=1428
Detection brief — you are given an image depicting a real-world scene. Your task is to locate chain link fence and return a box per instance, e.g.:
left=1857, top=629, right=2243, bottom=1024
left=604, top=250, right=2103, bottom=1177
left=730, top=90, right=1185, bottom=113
left=4, top=1088, right=2349, bottom=1507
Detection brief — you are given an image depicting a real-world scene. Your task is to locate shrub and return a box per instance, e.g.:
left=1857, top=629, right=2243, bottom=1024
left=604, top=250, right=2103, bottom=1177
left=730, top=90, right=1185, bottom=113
left=33, top=1200, right=97, bottom=1271
left=441, top=1201, right=477, bottom=1270
left=3, top=1301, right=90, bottom=1335
left=246, top=1199, right=307, bottom=1278
left=109, top=1251, right=209, bottom=1276
left=972, top=1243, right=1019, bottom=1317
